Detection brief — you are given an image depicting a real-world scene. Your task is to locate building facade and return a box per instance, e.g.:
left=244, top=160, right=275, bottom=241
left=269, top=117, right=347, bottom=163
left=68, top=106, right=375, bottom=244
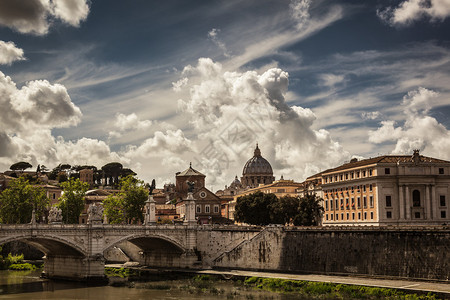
left=320, top=150, right=450, bottom=226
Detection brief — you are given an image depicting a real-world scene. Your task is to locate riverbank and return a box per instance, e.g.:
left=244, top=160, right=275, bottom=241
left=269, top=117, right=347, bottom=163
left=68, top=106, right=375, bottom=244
left=105, top=265, right=450, bottom=299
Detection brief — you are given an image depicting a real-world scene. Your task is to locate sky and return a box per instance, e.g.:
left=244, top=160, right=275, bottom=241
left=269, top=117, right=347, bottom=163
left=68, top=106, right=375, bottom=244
left=1, top=0, right=450, bottom=190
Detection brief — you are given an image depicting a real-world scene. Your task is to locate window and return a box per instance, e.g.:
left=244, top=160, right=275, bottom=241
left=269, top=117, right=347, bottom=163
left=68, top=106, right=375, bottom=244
left=369, top=184, right=373, bottom=192
left=385, top=168, right=390, bottom=174
left=351, top=198, right=355, bottom=209
left=345, top=174, right=348, bottom=180
left=340, top=174, right=343, bottom=180
left=363, top=196, right=367, bottom=208
left=205, top=205, right=210, bottom=213
left=441, top=211, right=447, bottom=218
left=52, top=193, right=56, bottom=200
left=413, top=190, right=421, bottom=207
left=331, top=214, right=333, bottom=220
left=340, top=199, right=343, bottom=208
left=357, top=197, right=361, bottom=208
left=363, top=185, right=366, bottom=192
left=370, top=212, right=374, bottom=219
left=336, top=214, right=339, bottom=220
left=325, top=200, right=329, bottom=211
left=351, top=186, right=354, bottom=193
left=386, top=195, right=392, bottom=207
left=356, top=172, right=360, bottom=178
left=414, top=212, right=421, bottom=219
left=362, top=170, right=366, bottom=177
left=335, top=199, right=339, bottom=210
left=196, top=205, right=201, bottom=213
left=370, top=196, right=374, bottom=207
left=387, top=211, right=392, bottom=219
left=439, top=168, right=444, bottom=174
left=346, top=213, right=349, bottom=219
left=364, top=212, right=367, bottom=219
left=325, top=178, right=328, bottom=183
left=440, top=195, right=446, bottom=207
left=351, top=173, right=354, bottom=179
left=330, top=199, right=334, bottom=209
left=326, top=214, right=329, bottom=220
left=341, top=213, right=344, bottom=220
left=358, top=212, right=361, bottom=219
left=352, top=213, right=355, bottom=220
left=369, top=169, right=373, bottom=176
left=214, top=205, right=219, bottom=213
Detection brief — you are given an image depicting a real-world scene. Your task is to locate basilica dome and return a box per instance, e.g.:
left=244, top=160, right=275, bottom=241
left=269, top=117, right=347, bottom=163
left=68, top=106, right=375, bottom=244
left=243, top=149, right=273, bottom=174
left=241, top=144, right=275, bottom=188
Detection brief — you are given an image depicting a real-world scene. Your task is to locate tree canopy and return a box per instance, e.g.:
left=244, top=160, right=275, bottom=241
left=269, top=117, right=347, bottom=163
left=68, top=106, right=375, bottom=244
left=0, top=177, right=49, bottom=224
left=57, top=178, right=89, bottom=224
left=234, top=191, right=323, bottom=226
left=103, top=175, right=148, bottom=224
left=9, top=162, right=32, bottom=172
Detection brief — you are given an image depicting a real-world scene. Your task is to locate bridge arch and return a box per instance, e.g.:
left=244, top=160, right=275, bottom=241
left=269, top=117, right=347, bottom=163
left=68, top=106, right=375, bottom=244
left=0, top=235, right=86, bottom=257
left=103, top=233, right=187, bottom=254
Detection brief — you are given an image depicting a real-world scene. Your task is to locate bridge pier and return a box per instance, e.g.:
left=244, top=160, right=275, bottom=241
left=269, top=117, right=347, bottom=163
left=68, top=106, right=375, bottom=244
left=42, top=255, right=106, bottom=281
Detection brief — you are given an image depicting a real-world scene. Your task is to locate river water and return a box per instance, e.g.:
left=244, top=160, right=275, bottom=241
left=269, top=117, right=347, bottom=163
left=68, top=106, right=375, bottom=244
left=0, top=270, right=294, bottom=299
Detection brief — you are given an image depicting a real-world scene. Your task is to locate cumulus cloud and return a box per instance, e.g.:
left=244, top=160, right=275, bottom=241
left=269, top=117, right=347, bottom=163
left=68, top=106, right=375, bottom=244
left=318, top=73, right=345, bottom=88
left=369, top=87, right=450, bottom=159
left=0, top=0, right=89, bottom=35
left=177, top=58, right=349, bottom=186
left=108, top=113, right=153, bottom=139
left=378, top=0, right=450, bottom=26
left=0, top=41, right=25, bottom=65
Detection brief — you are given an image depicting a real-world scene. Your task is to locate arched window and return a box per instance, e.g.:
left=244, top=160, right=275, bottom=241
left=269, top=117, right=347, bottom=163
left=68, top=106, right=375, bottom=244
left=413, top=190, right=421, bottom=207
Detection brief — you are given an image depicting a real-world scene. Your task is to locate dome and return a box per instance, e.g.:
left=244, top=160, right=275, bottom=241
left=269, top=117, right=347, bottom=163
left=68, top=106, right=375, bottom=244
left=230, top=175, right=242, bottom=188
left=242, top=144, right=273, bottom=175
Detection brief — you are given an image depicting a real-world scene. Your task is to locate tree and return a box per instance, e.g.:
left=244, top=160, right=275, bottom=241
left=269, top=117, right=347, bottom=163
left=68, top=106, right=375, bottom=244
left=58, top=178, right=89, bottom=224
left=0, top=177, right=49, bottom=224
left=293, top=193, right=324, bottom=226
left=234, top=191, right=277, bottom=225
left=101, top=162, right=123, bottom=187
left=121, top=175, right=148, bottom=224
left=103, top=175, right=148, bottom=224
left=270, top=196, right=301, bottom=225
left=9, top=162, right=32, bottom=172
left=103, top=194, right=125, bottom=224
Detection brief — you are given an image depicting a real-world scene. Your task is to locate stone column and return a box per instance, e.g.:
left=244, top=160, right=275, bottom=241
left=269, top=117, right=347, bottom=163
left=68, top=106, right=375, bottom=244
left=399, top=185, right=404, bottom=220
left=431, top=185, right=436, bottom=220
left=405, top=185, right=410, bottom=219
left=144, top=195, right=156, bottom=225
left=184, top=192, right=196, bottom=225
left=425, top=185, right=431, bottom=220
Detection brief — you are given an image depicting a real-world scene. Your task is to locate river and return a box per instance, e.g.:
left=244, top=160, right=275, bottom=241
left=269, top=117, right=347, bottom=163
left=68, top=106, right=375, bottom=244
left=0, top=269, right=294, bottom=299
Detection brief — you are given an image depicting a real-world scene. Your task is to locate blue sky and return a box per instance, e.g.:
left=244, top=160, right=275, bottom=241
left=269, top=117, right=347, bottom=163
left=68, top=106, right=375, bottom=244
left=1, top=0, right=450, bottom=189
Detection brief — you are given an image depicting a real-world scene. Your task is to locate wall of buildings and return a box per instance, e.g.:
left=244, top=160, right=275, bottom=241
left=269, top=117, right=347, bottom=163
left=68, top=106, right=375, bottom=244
left=211, top=226, right=450, bottom=281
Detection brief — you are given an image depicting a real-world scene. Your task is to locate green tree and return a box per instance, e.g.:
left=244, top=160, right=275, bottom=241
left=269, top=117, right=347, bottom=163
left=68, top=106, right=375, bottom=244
left=270, top=195, right=301, bottom=225
left=103, top=194, right=125, bottom=224
left=121, top=175, right=148, bottom=224
left=0, top=177, right=49, bottom=224
left=58, top=178, right=89, bottom=224
left=9, top=162, right=32, bottom=172
left=102, top=175, right=148, bottom=224
left=293, top=193, right=324, bottom=226
left=234, top=191, right=278, bottom=225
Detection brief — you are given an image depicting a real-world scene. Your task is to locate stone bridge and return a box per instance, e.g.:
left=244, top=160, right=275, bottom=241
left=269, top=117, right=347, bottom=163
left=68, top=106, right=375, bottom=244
left=0, top=223, right=261, bottom=281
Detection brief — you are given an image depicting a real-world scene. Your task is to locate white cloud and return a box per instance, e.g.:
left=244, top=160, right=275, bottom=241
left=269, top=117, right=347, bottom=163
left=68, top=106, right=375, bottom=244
left=361, top=111, right=381, bottom=120
left=172, top=77, right=188, bottom=92
left=369, top=87, right=450, bottom=159
left=290, top=0, right=311, bottom=30
left=207, top=28, right=230, bottom=57
left=318, top=73, right=345, bottom=88
left=177, top=58, right=349, bottom=186
left=52, top=0, right=89, bottom=27
left=0, top=41, right=25, bottom=65
left=0, top=0, right=89, bottom=35
left=108, top=113, right=153, bottom=139
left=378, top=0, right=450, bottom=26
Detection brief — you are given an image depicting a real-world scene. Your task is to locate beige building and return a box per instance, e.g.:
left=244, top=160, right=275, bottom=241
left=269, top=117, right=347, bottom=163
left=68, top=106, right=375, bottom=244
left=320, top=150, right=450, bottom=226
